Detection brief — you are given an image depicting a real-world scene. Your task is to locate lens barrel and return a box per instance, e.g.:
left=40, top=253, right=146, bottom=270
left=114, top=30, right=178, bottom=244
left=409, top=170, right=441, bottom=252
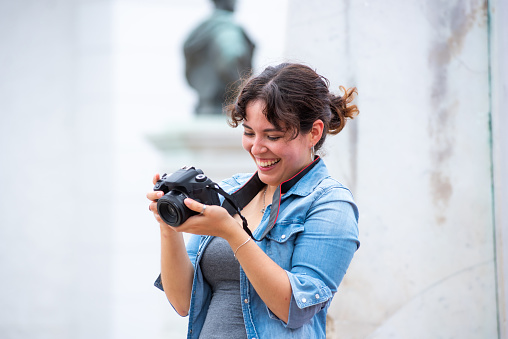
left=157, top=190, right=195, bottom=226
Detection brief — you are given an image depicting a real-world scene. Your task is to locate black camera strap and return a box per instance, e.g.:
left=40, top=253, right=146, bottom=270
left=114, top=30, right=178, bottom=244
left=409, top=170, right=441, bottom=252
left=206, top=157, right=321, bottom=242
left=206, top=183, right=259, bottom=241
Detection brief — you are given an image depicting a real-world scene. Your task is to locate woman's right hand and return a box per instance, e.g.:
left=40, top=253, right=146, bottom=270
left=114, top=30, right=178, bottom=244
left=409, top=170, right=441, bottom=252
left=147, top=173, right=175, bottom=232
left=148, top=172, right=194, bottom=316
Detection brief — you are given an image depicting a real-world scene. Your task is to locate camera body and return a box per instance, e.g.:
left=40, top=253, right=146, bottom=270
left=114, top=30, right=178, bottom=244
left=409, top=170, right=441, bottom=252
left=154, top=166, right=220, bottom=226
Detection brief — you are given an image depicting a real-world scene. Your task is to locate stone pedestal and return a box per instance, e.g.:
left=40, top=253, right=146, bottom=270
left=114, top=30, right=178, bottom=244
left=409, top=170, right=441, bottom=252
left=147, top=115, right=254, bottom=182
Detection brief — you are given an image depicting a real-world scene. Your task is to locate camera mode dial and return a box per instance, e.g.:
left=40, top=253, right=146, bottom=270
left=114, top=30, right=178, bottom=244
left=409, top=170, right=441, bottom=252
left=195, top=174, right=207, bottom=182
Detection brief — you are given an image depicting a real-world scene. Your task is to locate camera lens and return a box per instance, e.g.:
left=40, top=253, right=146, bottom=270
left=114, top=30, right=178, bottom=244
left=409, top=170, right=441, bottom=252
left=164, top=204, right=179, bottom=220
left=157, top=190, right=195, bottom=226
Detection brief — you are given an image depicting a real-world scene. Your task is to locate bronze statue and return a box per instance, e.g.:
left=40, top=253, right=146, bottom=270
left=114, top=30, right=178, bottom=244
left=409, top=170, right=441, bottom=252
left=183, top=0, right=255, bottom=115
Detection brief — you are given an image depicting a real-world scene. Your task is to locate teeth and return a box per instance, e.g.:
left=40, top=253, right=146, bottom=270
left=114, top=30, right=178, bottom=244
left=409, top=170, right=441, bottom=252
left=257, top=159, right=280, bottom=167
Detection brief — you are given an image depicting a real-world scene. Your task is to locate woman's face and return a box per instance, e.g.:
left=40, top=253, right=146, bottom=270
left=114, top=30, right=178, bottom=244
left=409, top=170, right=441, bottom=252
left=242, top=100, right=313, bottom=187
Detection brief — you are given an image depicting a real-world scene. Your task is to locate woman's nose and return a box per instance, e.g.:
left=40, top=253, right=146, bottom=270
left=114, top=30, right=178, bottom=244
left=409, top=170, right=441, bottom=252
left=251, top=137, right=267, bottom=155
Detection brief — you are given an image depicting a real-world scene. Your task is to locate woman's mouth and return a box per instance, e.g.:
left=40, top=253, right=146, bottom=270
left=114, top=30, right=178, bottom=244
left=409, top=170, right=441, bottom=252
left=256, top=158, right=281, bottom=169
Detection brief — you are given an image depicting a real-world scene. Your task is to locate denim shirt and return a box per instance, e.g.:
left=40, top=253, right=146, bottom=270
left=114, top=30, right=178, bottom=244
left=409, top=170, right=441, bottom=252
left=155, top=159, right=360, bottom=339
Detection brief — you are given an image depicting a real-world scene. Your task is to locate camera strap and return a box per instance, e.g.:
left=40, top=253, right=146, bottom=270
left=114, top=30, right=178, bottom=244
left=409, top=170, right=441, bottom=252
left=207, top=156, right=321, bottom=242
left=206, top=183, right=259, bottom=241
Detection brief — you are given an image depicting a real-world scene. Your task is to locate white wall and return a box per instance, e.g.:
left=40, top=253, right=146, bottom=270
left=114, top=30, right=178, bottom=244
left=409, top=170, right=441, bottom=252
left=284, top=0, right=501, bottom=338
left=0, top=1, right=114, bottom=338
left=0, top=0, right=289, bottom=338
left=492, top=0, right=508, bottom=337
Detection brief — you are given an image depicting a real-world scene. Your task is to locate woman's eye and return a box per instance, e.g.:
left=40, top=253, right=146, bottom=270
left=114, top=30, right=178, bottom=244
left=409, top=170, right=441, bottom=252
left=267, top=136, right=282, bottom=141
left=243, top=131, right=282, bottom=141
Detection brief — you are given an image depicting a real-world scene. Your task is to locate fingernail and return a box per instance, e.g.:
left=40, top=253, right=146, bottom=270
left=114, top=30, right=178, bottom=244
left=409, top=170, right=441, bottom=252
left=157, top=192, right=163, bottom=198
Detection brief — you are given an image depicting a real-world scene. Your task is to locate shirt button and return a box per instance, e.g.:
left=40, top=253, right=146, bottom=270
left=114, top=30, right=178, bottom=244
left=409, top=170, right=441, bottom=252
left=302, top=298, right=307, bottom=303
left=197, top=251, right=201, bottom=256
left=315, top=294, right=320, bottom=299
left=281, top=234, right=286, bottom=239
left=244, top=299, right=249, bottom=303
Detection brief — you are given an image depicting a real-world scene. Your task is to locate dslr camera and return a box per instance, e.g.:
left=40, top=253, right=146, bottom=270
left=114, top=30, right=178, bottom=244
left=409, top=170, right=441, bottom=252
left=153, top=166, right=220, bottom=226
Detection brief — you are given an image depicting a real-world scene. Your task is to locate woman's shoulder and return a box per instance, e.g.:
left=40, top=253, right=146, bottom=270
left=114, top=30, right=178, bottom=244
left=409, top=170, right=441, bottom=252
left=303, top=167, right=355, bottom=202
left=297, top=159, right=355, bottom=201
left=318, top=176, right=354, bottom=197
left=219, top=173, right=255, bottom=193
left=305, top=175, right=359, bottom=220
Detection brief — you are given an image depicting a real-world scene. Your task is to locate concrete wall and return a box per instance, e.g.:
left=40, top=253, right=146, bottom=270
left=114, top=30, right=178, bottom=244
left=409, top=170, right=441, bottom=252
left=284, top=0, right=502, bottom=338
left=0, top=1, right=288, bottom=338
left=0, top=1, right=115, bottom=338
left=491, top=0, right=508, bottom=336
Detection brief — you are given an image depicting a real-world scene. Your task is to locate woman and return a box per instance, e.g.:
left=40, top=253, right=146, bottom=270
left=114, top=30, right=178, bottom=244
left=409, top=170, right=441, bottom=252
left=147, top=62, right=360, bottom=338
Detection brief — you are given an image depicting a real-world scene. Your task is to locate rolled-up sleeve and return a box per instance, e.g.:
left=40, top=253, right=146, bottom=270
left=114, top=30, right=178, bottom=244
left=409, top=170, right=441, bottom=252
left=275, top=189, right=360, bottom=328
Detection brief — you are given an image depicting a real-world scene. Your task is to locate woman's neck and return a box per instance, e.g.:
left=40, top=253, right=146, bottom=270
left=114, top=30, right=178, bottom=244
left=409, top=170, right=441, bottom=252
left=264, top=185, right=278, bottom=205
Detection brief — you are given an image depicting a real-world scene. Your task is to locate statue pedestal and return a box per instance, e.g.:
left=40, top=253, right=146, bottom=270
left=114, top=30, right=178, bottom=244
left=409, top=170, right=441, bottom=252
left=147, top=115, right=254, bottom=181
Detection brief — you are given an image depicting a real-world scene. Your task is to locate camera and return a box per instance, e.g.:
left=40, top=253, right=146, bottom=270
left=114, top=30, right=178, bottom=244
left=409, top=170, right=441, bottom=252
left=153, top=166, right=221, bottom=226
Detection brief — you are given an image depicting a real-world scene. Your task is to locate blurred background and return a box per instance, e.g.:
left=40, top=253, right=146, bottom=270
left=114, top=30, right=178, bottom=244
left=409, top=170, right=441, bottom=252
left=0, top=0, right=506, bottom=338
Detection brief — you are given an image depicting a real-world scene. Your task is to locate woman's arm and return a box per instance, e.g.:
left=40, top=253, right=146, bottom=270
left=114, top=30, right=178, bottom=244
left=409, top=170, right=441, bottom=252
left=148, top=174, right=194, bottom=316
left=159, top=227, right=194, bottom=316
left=227, top=226, right=292, bottom=323
left=181, top=198, right=293, bottom=323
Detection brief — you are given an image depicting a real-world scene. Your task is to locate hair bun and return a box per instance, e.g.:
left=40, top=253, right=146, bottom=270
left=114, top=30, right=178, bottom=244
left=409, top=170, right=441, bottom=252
left=328, top=86, right=359, bottom=135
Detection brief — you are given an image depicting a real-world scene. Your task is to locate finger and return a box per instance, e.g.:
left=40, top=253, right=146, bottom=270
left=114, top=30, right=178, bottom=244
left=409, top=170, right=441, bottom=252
left=147, top=191, right=164, bottom=201
left=152, top=173, right=160, bottom=185
left=148, top=201, right=158, bottom=212
left=149, top=205, right=167, bottom=225
left=184, top=198, right=204, bottom=213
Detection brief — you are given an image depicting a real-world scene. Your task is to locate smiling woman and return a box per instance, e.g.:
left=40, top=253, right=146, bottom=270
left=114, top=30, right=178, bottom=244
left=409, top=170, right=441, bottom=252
left=230, top=63, right=358, bottom=198
left=240, top=99, right=320, bottom=189
left=148, top=62, right=360, bottom=339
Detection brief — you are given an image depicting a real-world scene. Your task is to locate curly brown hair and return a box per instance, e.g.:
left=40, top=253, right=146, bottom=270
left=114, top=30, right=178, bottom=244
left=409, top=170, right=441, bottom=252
left=226, top=63, right=358, bottom=151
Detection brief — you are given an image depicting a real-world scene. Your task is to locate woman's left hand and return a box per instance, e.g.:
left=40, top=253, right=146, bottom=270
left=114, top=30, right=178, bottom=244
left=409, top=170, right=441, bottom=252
left=174, top=198, right=242, bottom=239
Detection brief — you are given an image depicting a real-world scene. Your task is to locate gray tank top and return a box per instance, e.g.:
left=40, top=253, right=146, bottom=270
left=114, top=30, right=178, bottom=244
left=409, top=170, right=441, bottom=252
left=199, top=236, right=248, bottom=339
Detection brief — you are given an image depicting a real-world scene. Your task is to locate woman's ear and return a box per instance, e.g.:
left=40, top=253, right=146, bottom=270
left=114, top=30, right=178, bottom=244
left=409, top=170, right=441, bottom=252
left=310, top=119, right=324, bottom=146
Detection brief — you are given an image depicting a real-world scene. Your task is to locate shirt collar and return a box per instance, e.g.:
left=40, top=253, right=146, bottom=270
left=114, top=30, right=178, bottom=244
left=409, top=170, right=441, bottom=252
left=222, top=157, right=325, bottom=241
